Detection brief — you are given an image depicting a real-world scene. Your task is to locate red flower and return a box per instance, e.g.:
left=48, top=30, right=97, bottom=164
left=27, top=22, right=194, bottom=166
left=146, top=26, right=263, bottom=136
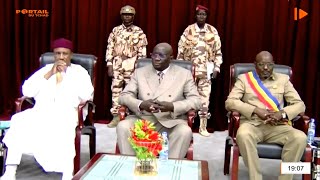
left=129, top=119, right=163, bottom=159
left=148, top=131, right=159, bottom=141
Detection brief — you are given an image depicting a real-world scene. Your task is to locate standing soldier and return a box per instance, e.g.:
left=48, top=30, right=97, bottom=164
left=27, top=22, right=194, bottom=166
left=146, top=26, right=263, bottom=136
left=106, top=5, right=148, bottom=128
left=177, top=5, right=223, bottom=136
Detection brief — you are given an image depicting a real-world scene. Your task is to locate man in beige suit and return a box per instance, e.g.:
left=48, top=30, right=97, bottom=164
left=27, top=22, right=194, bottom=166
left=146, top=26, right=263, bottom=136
left=225, top=51, right=307, bottom=180
left=116, top=43, right=201, bottom=158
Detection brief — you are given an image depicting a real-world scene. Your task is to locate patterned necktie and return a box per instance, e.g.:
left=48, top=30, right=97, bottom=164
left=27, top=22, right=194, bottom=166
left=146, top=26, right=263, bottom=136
left=158, top=71, right=164, bottom=84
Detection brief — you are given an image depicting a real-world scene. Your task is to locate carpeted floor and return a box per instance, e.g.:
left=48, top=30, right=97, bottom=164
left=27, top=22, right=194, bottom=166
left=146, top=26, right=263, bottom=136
left=13, top=123, right=302, bottom=180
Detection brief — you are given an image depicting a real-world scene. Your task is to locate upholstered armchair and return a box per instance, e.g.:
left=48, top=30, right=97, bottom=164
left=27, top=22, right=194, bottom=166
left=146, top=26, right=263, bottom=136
left=14, top=52, right=97, bottom=174
left=223, top=63, right=312, bottom=180
left=115, top=58, right=196, bottom=160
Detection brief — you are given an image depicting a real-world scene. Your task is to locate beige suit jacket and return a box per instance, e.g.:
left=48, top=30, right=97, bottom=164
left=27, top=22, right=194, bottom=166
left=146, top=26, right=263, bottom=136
left=119, top=64, right=202, bottom=128
left=225, top=72, right=305, bottom=126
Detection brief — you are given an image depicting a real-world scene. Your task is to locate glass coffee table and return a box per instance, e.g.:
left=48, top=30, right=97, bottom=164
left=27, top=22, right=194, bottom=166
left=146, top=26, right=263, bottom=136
left=73, top=153, right=209, bottom=180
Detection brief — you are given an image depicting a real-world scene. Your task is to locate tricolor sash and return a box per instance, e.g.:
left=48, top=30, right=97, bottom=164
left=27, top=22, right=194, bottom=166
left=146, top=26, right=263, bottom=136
left=245, top=71, right=280, bottom=111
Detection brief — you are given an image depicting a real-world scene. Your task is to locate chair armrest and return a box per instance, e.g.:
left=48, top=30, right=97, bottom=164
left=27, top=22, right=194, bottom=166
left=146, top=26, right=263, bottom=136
left=187, top=109, right=196, bottom=128
left=119, top=105, right=127, bottom=121
left=292, top=112, right=310, bottom=134
left=77, top=100, right=96, bottom=129
left=15, top=96, right=34, bottom=113
left=227, top=111, right=240, bottom=138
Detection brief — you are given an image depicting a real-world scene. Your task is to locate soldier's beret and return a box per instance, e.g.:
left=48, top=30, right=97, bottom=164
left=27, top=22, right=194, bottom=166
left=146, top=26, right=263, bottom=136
left=196, top=5, right=209, bottom=12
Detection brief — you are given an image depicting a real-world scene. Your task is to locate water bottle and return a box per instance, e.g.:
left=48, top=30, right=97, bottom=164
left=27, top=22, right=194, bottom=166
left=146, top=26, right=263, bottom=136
left=307, top=118, right=316, bottom=145
left=159, top=132, right=169, bottom=161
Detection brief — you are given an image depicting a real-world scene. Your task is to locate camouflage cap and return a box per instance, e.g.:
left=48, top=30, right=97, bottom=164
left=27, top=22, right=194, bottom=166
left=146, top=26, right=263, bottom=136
left=120, top=5, right=136, bottom=15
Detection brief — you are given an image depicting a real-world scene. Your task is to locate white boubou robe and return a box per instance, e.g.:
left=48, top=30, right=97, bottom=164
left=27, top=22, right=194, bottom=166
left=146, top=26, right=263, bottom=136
left=3, top=63, right=94, bottom=172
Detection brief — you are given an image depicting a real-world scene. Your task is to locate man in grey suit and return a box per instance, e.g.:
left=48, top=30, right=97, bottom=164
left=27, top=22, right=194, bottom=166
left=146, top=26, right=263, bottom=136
left=116, top=42, right=202, bottom=158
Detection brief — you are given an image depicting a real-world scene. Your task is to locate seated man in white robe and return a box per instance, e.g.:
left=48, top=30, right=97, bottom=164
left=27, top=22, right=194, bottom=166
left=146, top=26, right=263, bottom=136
left=1, top=38, right=94, bottom=180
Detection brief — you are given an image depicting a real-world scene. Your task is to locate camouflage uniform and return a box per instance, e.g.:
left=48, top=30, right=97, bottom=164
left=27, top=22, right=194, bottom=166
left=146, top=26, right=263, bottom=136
left=177, top=23, right=222, bottom=135
left=106, top=24, right=148, bottom=116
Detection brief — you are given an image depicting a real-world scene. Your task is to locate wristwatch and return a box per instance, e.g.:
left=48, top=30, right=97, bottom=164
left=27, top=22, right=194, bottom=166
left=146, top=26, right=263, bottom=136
left=281, top=111, right=287, bottom=119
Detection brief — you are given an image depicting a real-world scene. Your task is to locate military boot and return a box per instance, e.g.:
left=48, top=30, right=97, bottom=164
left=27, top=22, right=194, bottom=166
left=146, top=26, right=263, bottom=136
left=107, top=116, right=120, bottom=128
left=199, top=118, right=210, bottom=137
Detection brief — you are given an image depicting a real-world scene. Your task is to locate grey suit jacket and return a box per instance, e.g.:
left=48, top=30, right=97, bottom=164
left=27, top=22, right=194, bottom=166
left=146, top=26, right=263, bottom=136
left=119, top=64, right=202, bottom=128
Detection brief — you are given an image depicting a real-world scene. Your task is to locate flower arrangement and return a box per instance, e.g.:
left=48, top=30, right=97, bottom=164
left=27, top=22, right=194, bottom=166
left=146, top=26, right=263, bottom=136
left=129, top=119, right=163, bottom=160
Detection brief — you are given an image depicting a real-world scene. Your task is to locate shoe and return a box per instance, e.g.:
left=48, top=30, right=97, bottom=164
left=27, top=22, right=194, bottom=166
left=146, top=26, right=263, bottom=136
left=1, top=173, right=16, bottom=180
left=199, top=128, right=210, bottom=137
left=62, top=173, right=73, bottom=180
left=1, top=165, right=17, bottom=180
left=107, top=116, right=120, bottom=128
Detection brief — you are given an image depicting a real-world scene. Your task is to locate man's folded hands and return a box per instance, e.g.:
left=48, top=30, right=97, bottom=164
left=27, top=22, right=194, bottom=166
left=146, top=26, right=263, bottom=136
left=139, top=99, right=174, bottom=113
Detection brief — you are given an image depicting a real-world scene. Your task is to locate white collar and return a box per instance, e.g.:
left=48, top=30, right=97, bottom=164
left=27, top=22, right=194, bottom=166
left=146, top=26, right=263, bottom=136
left=156, top=65, right=170, bottom=75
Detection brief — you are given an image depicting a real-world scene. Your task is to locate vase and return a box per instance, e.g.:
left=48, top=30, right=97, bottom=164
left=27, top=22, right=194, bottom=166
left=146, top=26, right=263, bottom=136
left=134, top=158, right=158, bottom=176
